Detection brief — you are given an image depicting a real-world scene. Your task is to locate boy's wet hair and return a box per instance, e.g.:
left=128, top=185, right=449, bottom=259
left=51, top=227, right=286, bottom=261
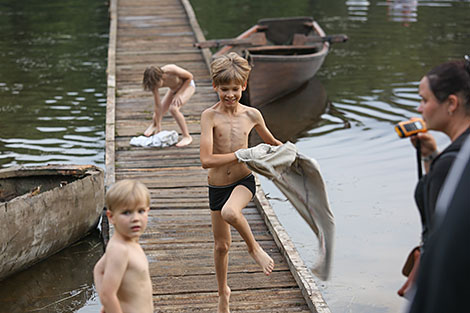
left=143, top=66, right=164, bottom=91
left=106, top=179, right=150, bottom=212
left=210, top=52, right=251, bottom=86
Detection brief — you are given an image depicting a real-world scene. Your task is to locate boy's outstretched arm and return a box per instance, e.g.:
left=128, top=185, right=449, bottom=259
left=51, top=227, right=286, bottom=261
left=253, top=109, right=282, bottom=146
left=98, top=243, right=129, bottom=313
left=199, top=110, right=238, bottom=169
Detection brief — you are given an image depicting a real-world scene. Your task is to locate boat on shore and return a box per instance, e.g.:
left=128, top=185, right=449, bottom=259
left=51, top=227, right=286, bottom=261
left=0, top=164, right=104, bottom=281
left=196, top=16, right=347, bottom=107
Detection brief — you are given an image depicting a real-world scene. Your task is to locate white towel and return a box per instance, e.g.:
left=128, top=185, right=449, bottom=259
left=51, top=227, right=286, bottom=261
left=129, top=130, right=178, bottom=148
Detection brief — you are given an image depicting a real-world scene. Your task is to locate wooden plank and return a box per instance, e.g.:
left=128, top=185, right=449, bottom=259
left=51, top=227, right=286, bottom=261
left=152, top=271, right=299, bottom=295
left=152, top=289, right=310, bottom=312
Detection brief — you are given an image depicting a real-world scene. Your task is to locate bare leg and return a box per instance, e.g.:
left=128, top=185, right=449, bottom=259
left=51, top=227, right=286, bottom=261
left=221, top=186, right=274, bottom=275
left=144, top=89, right=172, bottom=137
left=211, top=211, right=232, bottom=313
left=170, top=85, right=194, bottom=147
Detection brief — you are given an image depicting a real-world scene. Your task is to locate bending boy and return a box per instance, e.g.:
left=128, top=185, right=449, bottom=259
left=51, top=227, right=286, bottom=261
left=142, top=64, right=195, bottom=147
left=93, top=179, right=153, bottom=313
left=199, top=52, right=282, bottom=313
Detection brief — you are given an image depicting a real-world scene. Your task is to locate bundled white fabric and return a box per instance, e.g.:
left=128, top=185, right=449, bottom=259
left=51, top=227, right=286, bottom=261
left=235, top=142, right=334, bottom=280
left=129, top=130, right=178, bottom=148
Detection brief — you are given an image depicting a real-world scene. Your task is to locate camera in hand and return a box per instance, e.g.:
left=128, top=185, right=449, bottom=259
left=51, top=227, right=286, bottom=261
left=395, top=117, right=427, bottom=138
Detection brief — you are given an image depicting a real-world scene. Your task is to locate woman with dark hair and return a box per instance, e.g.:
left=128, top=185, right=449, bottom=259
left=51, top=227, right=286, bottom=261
left=398, top=56, right=470, bottom=297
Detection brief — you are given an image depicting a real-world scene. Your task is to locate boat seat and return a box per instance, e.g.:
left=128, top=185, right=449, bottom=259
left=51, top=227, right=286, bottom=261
left=292, top=33, right=322, bottom=46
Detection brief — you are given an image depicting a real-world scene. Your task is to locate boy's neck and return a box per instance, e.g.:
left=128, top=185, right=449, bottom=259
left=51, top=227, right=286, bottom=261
left=113, top=231, right=142, bottom=243
left=219, top=101, right=241, bottom=113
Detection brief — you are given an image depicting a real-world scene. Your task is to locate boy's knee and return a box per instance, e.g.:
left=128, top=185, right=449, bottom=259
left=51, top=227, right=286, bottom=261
left=221, top=207, right=239, bottom=224
left=214, top=241, right=230, bottom=254
left=169, top=105, right=180, bottom=115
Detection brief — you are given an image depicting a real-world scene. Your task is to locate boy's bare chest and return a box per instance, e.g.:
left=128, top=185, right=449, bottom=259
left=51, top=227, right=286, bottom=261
left=164, top=74, right=182, bottom=90
left=126, top=247, right=150, bottom=277
left=213, top=115, right=253, bottom=152
left=213, top=116, right=252, bottom=139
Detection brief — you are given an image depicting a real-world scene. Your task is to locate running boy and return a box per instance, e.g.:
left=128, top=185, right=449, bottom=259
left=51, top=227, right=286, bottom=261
left=93, top=179, right=153, bottom=313
left=142, top=64, right=195, bottom=147
left=199, top=52, right=282, bottom=313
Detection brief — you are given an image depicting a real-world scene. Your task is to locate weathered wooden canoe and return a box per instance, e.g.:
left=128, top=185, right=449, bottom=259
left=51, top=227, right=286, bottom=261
left=207, top=16, right=346, bottom=107
left=0, top=164, right=104, bottom=281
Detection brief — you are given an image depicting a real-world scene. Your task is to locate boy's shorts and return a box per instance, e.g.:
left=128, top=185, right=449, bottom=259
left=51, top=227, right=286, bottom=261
left=208, top=174, right=256, bottom=211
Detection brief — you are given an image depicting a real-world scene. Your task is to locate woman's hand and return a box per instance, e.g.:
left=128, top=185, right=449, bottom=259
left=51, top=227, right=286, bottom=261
left=410, top=132, right=438, bottom=159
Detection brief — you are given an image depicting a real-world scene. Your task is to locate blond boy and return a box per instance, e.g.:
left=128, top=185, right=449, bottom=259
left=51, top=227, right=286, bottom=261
left=93, top=180, right=153, bottom=313
left=199, top=52, right=282, bottom=313
left=142, top=64, right=195, bottom=147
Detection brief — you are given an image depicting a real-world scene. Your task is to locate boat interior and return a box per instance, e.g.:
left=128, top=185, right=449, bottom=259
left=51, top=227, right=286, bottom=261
left=247, top=45, right=321, bottom=56
left=0, top=174, right=80, bottom=202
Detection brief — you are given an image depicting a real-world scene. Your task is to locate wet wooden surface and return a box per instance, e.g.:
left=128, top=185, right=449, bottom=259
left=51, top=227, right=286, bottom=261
left=106, top=0, right=329, bottom=311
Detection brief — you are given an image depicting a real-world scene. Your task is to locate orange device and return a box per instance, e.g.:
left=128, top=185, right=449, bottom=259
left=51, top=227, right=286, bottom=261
left=395, top=117, right=427, bottom=138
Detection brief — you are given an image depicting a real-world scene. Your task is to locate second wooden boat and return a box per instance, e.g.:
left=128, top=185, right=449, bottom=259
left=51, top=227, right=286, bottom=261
left=197, top=16, right=347, bottom=107
left=0, top=164, right=104, bottom=281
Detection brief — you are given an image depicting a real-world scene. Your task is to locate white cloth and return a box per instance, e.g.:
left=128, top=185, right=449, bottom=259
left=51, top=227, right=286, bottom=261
left=235, top=142, right=334, bottom=280
left=129, top=130, right=178, bottom=147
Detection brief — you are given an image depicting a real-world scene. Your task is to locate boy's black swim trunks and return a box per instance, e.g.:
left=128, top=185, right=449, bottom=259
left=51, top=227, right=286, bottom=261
left=208, top=174, right=256, bottom=211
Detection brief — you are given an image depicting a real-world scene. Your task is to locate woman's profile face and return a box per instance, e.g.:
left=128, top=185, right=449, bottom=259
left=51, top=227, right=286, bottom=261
left=418, top=76, right=448, bottom=131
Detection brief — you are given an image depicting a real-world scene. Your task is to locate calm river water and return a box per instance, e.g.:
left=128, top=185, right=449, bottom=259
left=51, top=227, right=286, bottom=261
left=1, top=0, right=469, bottom=312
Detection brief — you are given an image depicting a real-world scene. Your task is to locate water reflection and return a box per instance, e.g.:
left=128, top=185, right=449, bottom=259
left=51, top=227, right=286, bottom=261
left=0, top=0, right=108, bottom=169
left=383, top=0, right=418, bottom=26
left=0, top=233, right=103, bottom=313
left=250, top=77, right=331, bottom=145
left=346, top=0, right=370, bottom=22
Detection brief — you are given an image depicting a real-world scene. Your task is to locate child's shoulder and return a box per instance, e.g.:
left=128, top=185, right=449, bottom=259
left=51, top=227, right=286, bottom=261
left=241, top=104, right=262, bottom=118
left=161, top=63, right=175, bottom=70
left=239, top=102, right=257, bottom=111
left=202, top=103, right=219, bottom=115
left=106, top=236, right=131, bottom=256
left=161, top=63, right=183, bottom=73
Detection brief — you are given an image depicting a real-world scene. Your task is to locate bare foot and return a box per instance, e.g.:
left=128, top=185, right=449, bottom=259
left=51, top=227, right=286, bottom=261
left=176, top=135, right=192, bottom=147
left=144, top=124, right=159, bottom=137
left=218, top=286, right=231, bottom=313
left=250, top=246, right=274, bottom=275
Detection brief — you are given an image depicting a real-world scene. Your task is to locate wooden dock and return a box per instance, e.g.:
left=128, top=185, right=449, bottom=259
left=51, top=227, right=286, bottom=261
left=105, top=0, right=330, bottom=312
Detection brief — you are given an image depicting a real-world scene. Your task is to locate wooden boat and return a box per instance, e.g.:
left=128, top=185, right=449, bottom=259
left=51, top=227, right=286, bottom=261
left=196, top=16, right=347, bottom=107
left=0, top=164, right=104, bottom=281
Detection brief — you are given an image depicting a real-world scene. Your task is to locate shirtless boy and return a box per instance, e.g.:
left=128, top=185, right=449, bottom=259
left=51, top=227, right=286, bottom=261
left=142, top=64, right=195, bottom=147
left=93, top=179, right=153, bottom=313
left=199, top=52, right=282, bottom=313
